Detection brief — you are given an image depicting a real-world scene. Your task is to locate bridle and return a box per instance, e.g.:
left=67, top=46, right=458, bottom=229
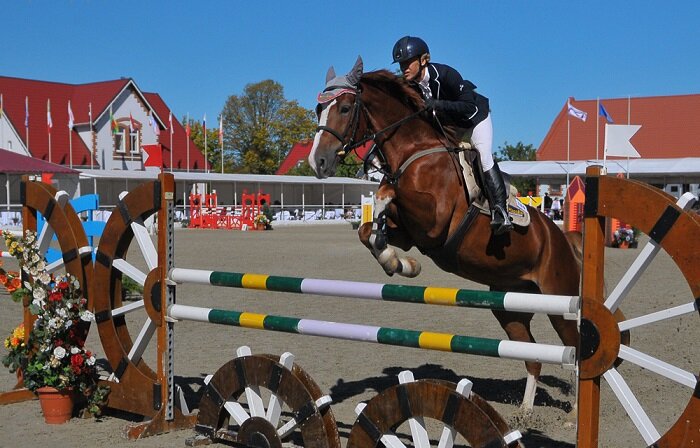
left=315, top=85, right=428, bottom=161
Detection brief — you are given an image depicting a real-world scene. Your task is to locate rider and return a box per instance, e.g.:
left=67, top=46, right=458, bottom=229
left=392, top=35, right=513, bottom=235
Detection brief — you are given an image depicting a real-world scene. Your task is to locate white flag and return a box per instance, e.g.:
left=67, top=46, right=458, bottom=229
left=567, top=101, right=587, bottom=122
left=67, top=101, right=74, bottom=129
left=169, top=111, right=174, bottom=135
left=605, top=124, right=641, bottom=158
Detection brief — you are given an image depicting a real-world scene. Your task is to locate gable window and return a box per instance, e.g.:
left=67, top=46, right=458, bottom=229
left=129, top=129, right=140, bottom=154
left=114, top=128, right=126, bottom=153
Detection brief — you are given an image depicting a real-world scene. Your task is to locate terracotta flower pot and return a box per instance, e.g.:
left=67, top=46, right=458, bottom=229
left=619, top=241, right=629, bottom=249
left=36, top=386, right=74, bottom=424
left=256, top=223, right=265, bottom=231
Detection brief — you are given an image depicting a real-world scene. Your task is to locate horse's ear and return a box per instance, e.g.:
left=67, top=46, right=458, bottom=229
left=346, top=56, right=363, bottom=86
left=325, top=66, right=336, bottom=84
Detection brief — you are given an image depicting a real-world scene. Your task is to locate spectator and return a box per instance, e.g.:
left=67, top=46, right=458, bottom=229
left=551, top=197, right=562, bottom=220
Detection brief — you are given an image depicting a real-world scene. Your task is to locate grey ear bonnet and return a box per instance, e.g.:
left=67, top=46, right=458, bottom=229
left=317, top=56, right=363, bottom=104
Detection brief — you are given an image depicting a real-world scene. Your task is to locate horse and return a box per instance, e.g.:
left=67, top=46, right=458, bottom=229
left=308, top=57, right=581, bottom=411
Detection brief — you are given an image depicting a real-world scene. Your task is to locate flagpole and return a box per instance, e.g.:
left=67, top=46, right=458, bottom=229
left=186, top=113, right=190, bottom=173
left=47, top=99, right=52, bottom=163
left=566, top=116, right=570, bottom=189
left=627, top=95, right=631, bottom=179
left=204, top=115, right=208, bottom=173
left=595, top=97, right=599, bottom=160
left=89, top=102, right=94, bottom=170
left=68, top=101, right=73, bottom=169
left=170, top=114, right=173, bottom=173
left=220, top=116, right=224, bottom=174
left=25, top=96, right=29, bottom=153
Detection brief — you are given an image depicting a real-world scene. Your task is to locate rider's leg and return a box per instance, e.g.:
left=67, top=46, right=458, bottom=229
left=472, top=114, right=513, bottom=235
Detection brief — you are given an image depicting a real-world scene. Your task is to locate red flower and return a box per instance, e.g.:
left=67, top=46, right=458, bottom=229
left=71, top=353, right=85, bottom=373
left=49, top=291, right=63, bottom=302
left=58, top=281, right=70, bottom=291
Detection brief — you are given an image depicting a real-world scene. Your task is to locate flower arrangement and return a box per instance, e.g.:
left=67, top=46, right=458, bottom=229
left=2, top=323, right=29, bottom=374
left=613, top=227, right=636, bottom=247
left=253, top=214, right=270, bottom=227
left=2, top=230, right=109, bottom=416
left=0, top=252, right=23, bottom=301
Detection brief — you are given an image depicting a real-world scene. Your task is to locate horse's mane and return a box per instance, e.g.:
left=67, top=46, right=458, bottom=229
left=360, top=70, right=460, bottom=145
left=360, top=70, right=425, bottom=112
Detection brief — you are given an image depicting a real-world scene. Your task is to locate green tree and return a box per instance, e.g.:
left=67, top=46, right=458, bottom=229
left=494, top=141, right=537, bottom=195
left=221, top=80, right=317, bottom=174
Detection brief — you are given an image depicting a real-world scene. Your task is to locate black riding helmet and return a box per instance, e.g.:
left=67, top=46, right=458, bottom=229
left=392, top=36, right=429, bottom=63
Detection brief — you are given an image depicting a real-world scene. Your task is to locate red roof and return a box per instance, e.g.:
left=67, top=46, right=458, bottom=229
left=537, top=94, right=700, bottom=161
left=0, top=76, right=206, bottom=170
left=276, top=140, right=374, bottom=175
left=0, top=148, right=78, bottom=174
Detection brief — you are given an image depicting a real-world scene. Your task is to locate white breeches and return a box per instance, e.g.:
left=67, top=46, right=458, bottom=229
left=471, top=113, right=494, bottom=171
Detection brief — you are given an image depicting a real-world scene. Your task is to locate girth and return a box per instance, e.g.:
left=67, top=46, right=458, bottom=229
left=420, top=204, right=480, bottom=266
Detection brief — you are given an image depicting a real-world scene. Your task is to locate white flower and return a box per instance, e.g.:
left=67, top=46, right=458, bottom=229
left=81, top=310, right=94, bottom=322
left=23, top=281, right=33, bottom=291
left=53, top=346, right=67, bottom=359
left=33, top=287, right=46, bottom=300
left=64, top=319, right=72, bottom=329
left=71, top=347, right=81, bottom=354
left=86, top=355, right=96, bottom=366
left=48, top=318, right=58, bottom=329
left=32, top=298, right=45, bottom=308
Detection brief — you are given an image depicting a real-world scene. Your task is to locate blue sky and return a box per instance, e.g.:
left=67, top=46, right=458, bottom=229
left=3, top=1, right=698, bottom=151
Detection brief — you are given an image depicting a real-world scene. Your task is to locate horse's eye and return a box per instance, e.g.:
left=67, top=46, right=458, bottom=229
left=340, top=105, right=351, bottom=114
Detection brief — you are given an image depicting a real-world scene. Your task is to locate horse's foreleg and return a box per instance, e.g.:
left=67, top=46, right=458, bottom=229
left=357, top=189, right=421, bottom=277
left=491, top=309, right=541, bottom=411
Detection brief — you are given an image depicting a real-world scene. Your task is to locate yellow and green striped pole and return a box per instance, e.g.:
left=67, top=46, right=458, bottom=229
left=170, top=268, right=578, bottom=316
left=169, top=304, right=575, bottom=366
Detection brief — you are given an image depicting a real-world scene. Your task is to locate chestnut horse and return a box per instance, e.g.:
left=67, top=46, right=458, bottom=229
left=309, top=57, right=580, bottom=410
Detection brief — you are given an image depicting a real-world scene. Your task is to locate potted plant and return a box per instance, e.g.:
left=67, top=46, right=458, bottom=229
left=612, top=226, right=636, bottom=249
left=2, top=230, right=109, bottom=423
left=253, top=214, right=270, bottom=230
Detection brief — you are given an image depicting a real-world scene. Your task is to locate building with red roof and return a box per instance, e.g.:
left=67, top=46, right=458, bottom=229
left=537, top=95, right=700, bottom=161
left=0, top=76, right=207, bottom=172
left=276, top=140, right=374, bottom=175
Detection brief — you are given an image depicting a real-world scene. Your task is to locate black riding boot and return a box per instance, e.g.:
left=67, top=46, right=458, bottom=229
left=483, top=164, right=513, bottom=235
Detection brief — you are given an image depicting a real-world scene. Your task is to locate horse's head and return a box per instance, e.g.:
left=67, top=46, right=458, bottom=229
left=308, top=56, right=364, bottom=179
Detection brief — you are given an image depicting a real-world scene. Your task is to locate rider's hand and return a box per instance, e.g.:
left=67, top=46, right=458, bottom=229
left=424, top=97, right=443, bottom=111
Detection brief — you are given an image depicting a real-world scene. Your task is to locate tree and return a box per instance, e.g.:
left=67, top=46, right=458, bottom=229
left=494, top=141, right=537, bottom=195
left=221, top=80, right=317, bottom=174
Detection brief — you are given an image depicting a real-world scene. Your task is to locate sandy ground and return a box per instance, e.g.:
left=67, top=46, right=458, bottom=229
left=0, top=223, right=696, bottom=447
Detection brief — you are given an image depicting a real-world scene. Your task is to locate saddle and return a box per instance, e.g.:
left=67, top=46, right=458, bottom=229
left=457, top=143, right=531, bottom=228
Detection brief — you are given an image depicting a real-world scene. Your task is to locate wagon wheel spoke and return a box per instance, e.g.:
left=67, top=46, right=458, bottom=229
left=617, top=301, right=698, bottom=332
left=603, top=368, right=661, bottom=445
left=617, top=345, right=697, bottom=389
left=113, top=258, right=148, bottom=286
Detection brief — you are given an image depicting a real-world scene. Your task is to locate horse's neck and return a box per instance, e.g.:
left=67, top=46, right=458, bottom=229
left=366, top=105, right=445, bottom=173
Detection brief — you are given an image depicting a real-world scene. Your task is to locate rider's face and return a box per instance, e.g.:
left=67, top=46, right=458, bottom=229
left=400, top=57, right=423, bottom=81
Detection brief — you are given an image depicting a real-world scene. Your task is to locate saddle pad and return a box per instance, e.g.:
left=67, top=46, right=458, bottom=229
left=457, top=147, right=531, bottom=228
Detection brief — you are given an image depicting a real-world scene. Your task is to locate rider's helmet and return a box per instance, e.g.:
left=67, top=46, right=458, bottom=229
left=392, top=36, right=430, bottom=63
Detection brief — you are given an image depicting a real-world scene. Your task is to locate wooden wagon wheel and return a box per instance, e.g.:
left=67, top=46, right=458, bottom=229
left=92, top=179, right=163, bottom=418
left=21, top=179, right=93, bottom=306
left=347, top=371, right=522, bottom=448
left=579, top=167, right=699, bottom=447
left=193, top=347, right=341, bottom=447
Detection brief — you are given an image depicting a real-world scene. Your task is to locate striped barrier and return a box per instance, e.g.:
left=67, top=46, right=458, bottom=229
left=170, top=268, right=579, bottom=317
left=169, top=304, right=576, bottom=367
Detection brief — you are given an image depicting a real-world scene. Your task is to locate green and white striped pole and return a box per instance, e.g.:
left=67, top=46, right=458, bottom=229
left=170, top=268, right=578, bottom=317
left=169, top=304, right=575, bottom=367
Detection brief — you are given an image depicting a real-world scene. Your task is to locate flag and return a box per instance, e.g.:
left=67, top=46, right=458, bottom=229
left=67, top=100, right=74, bottom=129
left=25, top=96, right=29, bottom=128
left=110, top=107, right=118, bottom=134
left=203, top=114, right=207, bottom=133
left=218, top=116, right=223, bottom=145
left=0, top=93, right=3, bottom=119
left=129, top=112, right=136, bottom=132
left=169, top=111, right=173, bottom=135
left=567, top=101, right=587, bottom=122
left=605, top=124, right=641, bottom=158
left=186, top=121, right=191, bottom=137
left=88, top=102, right=93, bottom=128
left=142, top=143, right=163, bottom=168
left=599, top=102, right=614, bottom=124
left=148, top=112, right=160, bottom=136
left=47, top=99, right=53, bottom=134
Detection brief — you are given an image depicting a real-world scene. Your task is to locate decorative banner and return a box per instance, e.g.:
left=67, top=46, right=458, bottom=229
left=605, top=124, right=641, bottom=158
left=142, top=143, right=163, bottom=168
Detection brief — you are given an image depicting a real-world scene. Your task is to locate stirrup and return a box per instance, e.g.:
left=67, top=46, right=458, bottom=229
left=490, top=206, right=513, bottom=235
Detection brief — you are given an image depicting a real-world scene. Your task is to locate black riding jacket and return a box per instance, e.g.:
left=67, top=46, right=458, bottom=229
left=419, top=63, right=490, bottom=129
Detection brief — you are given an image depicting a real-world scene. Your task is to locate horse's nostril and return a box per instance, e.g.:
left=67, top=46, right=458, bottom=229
left=318, top=157, right=326, bottom=170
